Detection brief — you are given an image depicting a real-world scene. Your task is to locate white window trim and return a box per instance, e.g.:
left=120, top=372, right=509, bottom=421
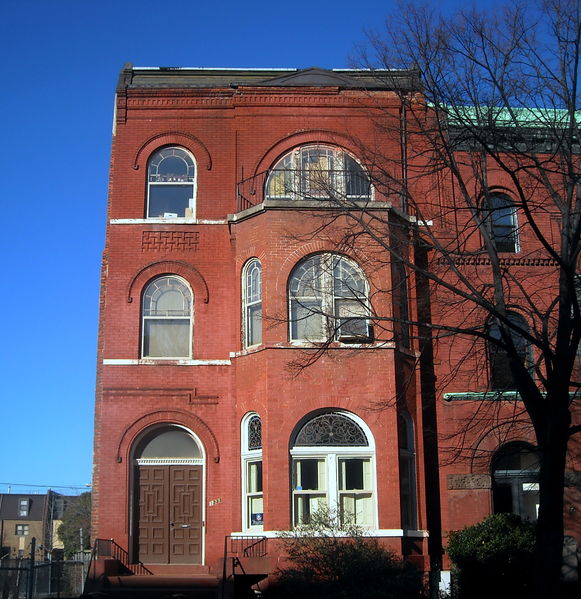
left=242, top=259, right=262, bottom=349
left=289, top=254, right=371, bottom=343
left=146, top=147, right=198, bottom=220
left=290, top=412, right=377, bottom=528
left=141, top=275, right=193, bottom=360
left=241, top=412, right=263, bottom=532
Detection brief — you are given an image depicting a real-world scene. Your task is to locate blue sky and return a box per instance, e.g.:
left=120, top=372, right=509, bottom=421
left=0, top=0, right=474, bottom=495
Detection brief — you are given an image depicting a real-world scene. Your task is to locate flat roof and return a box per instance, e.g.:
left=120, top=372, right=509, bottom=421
left=118, top=64, right=420, bottom=92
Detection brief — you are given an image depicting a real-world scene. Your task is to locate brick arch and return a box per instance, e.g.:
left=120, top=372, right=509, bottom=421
left=469, top=421, right=535, bottom=473
left=126, top=260, right=210, bottom=304
left=274, top=244, right=361, bottom=294
left=116, top=409, right=220, bottom=464
left=235, top=250, right=269, bottom=269
left=132, top=131, right=212, bottom=171
left=252, top=129, right=365, bottom=177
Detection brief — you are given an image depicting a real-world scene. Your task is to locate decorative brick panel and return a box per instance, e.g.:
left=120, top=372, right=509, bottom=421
left=448, top=474, right=492, bottom=490
left=141, top=231, right=199, bottom=252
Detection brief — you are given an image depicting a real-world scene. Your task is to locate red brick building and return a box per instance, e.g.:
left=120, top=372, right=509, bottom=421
left=92, top=65, right=580, bottom=590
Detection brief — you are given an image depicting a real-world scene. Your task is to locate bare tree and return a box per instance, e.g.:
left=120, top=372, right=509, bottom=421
left=276, top=1, right=581, bottom=597
left=354, top=2, right=581, bottom=597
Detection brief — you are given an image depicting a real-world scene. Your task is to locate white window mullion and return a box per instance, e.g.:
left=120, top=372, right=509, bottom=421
left=328, top=453, right=338, bottom=512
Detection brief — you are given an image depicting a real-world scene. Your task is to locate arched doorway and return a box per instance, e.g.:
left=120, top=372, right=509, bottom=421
left=133, top=427, right=205, bottom=564
left=492, top=443, right=539, bottom=521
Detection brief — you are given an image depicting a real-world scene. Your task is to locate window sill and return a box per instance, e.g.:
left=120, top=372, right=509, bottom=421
left=231, top=340, right=396, bottom=358
left=110, top=218, right=227, bottom=225
left=443, top=391, right=522, bottom=401
left=102, top=358, right=231, bottom=366
left=230, top=528, right=428, bottom=538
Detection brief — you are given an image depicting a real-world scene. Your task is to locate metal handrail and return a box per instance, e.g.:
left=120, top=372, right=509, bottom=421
left=85, top=538, right=152, bottom=589
left=236, top=169, right=372, bottom=212
left=221, top=535, right=267, bottom=599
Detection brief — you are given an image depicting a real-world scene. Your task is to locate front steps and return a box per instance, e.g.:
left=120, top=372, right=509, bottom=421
left=84, top=558, right=270, bottom=599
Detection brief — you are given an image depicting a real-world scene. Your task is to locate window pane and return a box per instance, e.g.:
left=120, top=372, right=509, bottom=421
left=246, top=263, right=262, bottom=304
left=301, top=148, right=333, bottom=198
left=247, top=461, right=263, bottom=493
left=143, top=320, right=190, bottom=357
left=336, top=299, right=369, bottom=339
left=247, top=415, right=262, bottom=450
left=488, top=195, right=518, bottom=252
left=295, top=413, right=368, bottom=447
left=266, top=161, right=294, bottom=198
left=345, top=155, right=370, bottom=198
left=488, top=315, right=529, bottom=390
left=248, top=496, right=264, bottom=526
left=294, top=494, right=327, bottom=525
left=339, top=493, right=373, bottom=525
left=247, top=304, right=262, bottom=346
left=339, top=459, right=367, bottom=490
left=139, top=429, right=201, bottom=458
left=294, top=459, right=325, bottom=490
left=148, top=185, right=194, bottom=218
left=291, top=300, right=324, bottom=340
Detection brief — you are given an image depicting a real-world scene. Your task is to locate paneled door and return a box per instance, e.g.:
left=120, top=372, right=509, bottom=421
left=137, top=465, right=203, bottom=564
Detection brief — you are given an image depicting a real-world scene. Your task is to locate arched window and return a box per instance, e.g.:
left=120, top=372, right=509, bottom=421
left=266, top=145, right=371, bottom=202
left=289, top=254, right=371, bottom=342
left=142, top=276, right=193, bottom=358
left=242, top=259, right=262, bottom=348
left=290, top=412, right=375, bottom=527
left=241, top=413, right=263, bottom=530
left=487, top=313, right=529, bottom=391
left=492, top=443, right=539, bottom=521
left=485, top=193, right=519, bottom=253
left=398, top=412, right=417, bottom=529
left=147, top=147, right=196, bottom=218
left=136, top=428, right=203, bottom=461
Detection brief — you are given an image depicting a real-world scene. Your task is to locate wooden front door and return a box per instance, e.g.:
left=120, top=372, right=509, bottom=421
left=137, top=465, right=203, bottom=564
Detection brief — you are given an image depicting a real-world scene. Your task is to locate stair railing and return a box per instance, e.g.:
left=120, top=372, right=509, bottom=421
left=221, top=535, right=267, bottom=598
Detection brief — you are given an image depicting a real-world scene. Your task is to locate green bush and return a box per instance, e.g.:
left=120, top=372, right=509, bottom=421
left=446, top=513, right=536, bottom=599
left=264, top=508, right=425, bottom=599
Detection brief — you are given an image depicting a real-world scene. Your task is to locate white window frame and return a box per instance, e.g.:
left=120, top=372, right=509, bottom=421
left=15, top=524, right=29, bottom=537
left=289, top=254, right=371, bottom=342
left=290, top=412, right=377, bottom=528
left=146, top=147, right=197, bottom=219
left=141, top=275, right=193, bottom=359
left=241, top=413, right=263, bottom=531
left=242, top=259, right=262, bottom=348
left=18, top=498, right=29, bottom=517
left=265, top=145, right=371, bottom=202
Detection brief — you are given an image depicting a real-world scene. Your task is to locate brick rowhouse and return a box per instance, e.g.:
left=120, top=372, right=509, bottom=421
left=92, top=65, right=580, bottom=588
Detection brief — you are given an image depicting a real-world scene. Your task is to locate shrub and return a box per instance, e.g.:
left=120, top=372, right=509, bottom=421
left=446, top=513, right=536, bottom=599
left=264, top=508, right=425, bottom=599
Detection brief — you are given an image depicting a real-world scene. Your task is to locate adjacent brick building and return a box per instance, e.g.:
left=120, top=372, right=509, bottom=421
left=92, top=64, right=580, bottom=586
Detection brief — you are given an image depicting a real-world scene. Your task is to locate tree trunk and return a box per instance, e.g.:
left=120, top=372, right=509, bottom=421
left=533, top=404, right=570, bottom=599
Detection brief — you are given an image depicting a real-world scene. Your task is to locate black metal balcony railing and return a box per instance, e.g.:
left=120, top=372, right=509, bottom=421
left=236, top=169, right=372, bottom=213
